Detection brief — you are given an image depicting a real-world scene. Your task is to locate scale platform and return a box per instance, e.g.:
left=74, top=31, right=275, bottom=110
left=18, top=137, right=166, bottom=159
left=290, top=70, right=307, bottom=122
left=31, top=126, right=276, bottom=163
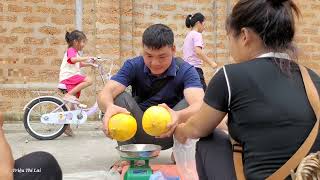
left=116, top=144, right=161, bottom=180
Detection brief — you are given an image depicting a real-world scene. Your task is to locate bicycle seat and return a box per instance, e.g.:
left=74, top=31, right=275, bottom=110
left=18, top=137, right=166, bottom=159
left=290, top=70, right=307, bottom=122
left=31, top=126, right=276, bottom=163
left=57, top=83, right=67, bottom=90
left=57, top=83, right=68, bottom=94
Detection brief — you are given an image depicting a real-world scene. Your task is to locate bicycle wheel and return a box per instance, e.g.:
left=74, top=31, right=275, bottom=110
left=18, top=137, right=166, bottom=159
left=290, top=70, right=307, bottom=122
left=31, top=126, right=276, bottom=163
left=23, top=97, right=68, bottom=140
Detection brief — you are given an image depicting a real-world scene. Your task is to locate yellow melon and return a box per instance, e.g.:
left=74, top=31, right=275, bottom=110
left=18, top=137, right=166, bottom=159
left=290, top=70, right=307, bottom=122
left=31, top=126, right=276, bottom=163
left=142, top=106, right=172, bottom=136
left=108, top=113, right=137, bottom=142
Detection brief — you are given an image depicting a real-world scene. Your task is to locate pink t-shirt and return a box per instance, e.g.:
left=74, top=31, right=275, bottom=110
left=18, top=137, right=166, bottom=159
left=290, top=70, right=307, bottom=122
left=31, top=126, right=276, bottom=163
left=67, top=47, right=78, bottom=64
left=182, top=30, right=204, bottom=68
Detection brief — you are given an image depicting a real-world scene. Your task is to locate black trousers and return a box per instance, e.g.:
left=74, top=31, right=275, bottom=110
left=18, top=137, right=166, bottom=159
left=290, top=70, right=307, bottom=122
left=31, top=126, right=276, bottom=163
left=196, top=130, right=236, bottom=180
left=114, top=92, right=188, bottom=150
left=195, top=67, right=207, bottom=91
left=13, top=151, right=62, bottom=180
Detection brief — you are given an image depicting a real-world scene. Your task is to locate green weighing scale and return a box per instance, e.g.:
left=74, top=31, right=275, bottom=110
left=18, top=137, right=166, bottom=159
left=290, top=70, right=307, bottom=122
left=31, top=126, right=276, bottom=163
left=116, top=144, right=162, bottom=180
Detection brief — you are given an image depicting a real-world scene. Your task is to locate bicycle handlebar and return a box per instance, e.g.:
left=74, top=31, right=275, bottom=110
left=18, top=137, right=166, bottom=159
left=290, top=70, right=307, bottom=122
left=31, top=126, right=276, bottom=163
left=87, top=57, right=112, bottom=64
left=95, top=57, right=111, bottom=62
left=86, top=57, right=114, bottom=83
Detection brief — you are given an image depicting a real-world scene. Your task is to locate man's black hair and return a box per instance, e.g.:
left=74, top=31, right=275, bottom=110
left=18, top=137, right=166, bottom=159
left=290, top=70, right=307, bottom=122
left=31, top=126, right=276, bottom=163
left=142, top=24, right=174, bottom=49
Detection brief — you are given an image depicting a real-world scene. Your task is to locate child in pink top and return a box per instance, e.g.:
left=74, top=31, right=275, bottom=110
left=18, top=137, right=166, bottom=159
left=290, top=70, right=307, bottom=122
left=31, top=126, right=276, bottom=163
left=59, top=30, right=95, bottom=101
left=183, top=13, right=217, bottom=90
left=59, top=30, right=96, bottom=136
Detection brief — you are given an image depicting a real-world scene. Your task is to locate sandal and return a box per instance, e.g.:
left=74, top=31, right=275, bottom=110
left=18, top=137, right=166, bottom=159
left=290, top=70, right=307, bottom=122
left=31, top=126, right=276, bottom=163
left=109, top=160, right=130, bottom=174
left=109, top=160, right=146, bottom=174
left=64, top=125, right=74, bottom=137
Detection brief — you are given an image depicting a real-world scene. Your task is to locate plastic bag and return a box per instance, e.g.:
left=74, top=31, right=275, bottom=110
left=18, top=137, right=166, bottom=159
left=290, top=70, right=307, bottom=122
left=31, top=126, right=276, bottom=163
left=105, top=168, right=120, bottom=180
left=173, top=136, right=199, bottom=180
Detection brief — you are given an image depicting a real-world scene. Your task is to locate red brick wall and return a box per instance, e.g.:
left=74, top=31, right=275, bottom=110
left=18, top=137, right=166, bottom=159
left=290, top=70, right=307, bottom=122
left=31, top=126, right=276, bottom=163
left=1, top=0, right=74, bottom=84
left=295, top=1, right=320, bottom=72
left=0, top=0, right=319, bottom=119
left=0, top=0, right=75, bottom=119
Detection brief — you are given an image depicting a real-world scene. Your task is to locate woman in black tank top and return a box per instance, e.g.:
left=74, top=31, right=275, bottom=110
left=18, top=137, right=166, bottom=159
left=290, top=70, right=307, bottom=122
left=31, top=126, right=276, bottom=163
left=172, top=0, right=320, bottom=179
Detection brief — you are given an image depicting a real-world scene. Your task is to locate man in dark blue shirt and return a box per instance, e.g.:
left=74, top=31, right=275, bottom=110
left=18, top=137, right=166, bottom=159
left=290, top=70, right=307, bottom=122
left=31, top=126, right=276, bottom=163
left=98, top=24, right=204, bottom=151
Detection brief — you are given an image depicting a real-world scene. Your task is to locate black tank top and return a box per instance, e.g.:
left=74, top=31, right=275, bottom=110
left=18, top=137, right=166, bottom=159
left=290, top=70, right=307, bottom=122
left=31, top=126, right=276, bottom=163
left=204, top=58, right=320, bottom=179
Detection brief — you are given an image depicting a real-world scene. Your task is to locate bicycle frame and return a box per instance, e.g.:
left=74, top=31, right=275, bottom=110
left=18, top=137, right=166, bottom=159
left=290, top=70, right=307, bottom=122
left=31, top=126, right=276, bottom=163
left=24, top=57, right=113, bottom=124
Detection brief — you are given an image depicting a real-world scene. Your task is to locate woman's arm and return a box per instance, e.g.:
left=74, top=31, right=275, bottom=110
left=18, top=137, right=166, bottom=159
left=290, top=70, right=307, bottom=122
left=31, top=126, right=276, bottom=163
left=0, top=113, right=14, bottom=180
left=174, top=102, right=226, bottom=142
left=195, top=47, right=217, bottom=68
left=157, top=87, right=205, bottom=139
left=217, top=115, right=229, bottom=133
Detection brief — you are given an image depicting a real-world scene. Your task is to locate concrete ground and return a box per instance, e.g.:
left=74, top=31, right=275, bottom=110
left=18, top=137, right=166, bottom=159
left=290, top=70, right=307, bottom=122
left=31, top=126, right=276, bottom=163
left=3, top=121, right=172, bottom=180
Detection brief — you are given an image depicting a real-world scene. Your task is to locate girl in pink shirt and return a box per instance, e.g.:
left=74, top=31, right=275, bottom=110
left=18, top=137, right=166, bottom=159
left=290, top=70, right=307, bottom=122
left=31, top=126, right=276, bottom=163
left=183, top=13, right=217, bottom=90
left=59, top=30, right=95, bottom=102
left=59, top=30, right=95, bottom=136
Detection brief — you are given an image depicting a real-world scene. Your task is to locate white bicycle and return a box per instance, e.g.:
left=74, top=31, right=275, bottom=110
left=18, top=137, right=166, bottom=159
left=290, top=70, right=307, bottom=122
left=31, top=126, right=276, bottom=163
left=23, top=58, right=112, bottom=140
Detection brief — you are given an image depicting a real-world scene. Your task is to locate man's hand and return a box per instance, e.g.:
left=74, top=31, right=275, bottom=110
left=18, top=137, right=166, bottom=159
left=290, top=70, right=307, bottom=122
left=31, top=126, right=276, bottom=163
left=102, top=104, right=130, bottom=138
left=174, top=123, right=187, bottom=144
left=157, top=103, right=179, bottom=138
